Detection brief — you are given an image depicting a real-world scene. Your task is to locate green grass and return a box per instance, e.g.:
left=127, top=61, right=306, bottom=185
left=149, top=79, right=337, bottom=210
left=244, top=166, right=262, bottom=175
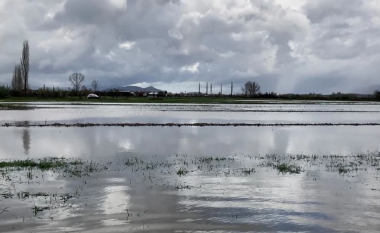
left=0, top=158, right=79, bottom=171
left=0, top=103, right=35, bottom=110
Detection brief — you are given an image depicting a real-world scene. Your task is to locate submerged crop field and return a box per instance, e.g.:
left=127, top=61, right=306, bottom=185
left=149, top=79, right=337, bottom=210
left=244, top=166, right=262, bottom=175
left=1, top=101, right=380, bottom=232
left=1, top=152, right=380, bottom=232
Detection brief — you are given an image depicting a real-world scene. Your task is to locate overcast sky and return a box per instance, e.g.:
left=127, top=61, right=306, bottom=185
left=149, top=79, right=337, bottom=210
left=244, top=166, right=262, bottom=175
left=0, top=0, right=379, bottom=93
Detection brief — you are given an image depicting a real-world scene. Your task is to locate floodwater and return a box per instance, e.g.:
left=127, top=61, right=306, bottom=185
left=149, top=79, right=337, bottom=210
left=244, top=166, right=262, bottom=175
left=1, top=102, right=380, bottom=232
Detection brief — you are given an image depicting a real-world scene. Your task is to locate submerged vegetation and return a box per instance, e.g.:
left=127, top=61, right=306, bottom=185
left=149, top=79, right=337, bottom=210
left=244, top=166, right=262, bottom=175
left=176, top=167, right=189, bottom=176
left=1, top=152, right=380, bottom=218
left=274, top=164, right=302, bottom=174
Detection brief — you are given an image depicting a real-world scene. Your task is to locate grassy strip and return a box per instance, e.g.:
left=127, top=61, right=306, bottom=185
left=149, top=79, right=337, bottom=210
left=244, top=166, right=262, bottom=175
left=0, top=104, right=35, bottom=110
left=0, top=158, right=67, bottom=169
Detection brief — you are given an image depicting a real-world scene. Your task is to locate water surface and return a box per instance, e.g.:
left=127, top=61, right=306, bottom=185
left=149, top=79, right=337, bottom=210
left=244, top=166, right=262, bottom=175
left=0, top=103, right=380, bottom=233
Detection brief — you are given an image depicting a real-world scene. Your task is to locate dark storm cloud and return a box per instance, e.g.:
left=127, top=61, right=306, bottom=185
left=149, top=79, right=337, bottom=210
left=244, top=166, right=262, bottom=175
left=0, top=0, right=379, bottom=93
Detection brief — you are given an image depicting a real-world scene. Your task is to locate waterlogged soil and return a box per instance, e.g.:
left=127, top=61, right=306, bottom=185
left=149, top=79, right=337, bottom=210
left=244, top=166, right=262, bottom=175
left=0, top=102, right=380, bottom=232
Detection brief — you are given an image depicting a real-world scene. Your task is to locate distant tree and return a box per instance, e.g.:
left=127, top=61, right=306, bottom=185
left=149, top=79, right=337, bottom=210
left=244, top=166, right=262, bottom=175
left=92, top=80, right=98, bottom=92
left=158, top=91, right=165, bottom=97
left=374, top=90, right=380, bottom=100
left=20, top=40, right=29, bottom=92
left=69, top=73, right=85, bottom=93
left=0, top=85, right=10, bottom=98
left=241, top=81, right=260, bottom=97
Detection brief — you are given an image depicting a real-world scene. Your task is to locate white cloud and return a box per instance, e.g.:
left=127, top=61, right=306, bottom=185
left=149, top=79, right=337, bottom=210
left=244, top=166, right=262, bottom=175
left=118, top=41, right=135, bottom=50
left=180, top=62, right=199, bottom=73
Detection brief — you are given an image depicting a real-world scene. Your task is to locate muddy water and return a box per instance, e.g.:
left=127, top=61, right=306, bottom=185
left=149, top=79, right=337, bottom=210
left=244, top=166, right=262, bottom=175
left=0, top=103, right=380, bottom=232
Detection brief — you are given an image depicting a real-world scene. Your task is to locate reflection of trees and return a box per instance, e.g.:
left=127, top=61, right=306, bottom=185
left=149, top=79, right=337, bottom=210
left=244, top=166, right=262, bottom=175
left=15, top=121, right=31, bottom=155
left=23, top=128, right=30, bottom=155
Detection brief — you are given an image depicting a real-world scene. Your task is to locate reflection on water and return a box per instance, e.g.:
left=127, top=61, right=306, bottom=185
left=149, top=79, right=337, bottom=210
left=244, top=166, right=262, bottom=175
left=22, top=128, right=30, bottom=155
left=102, top=183, right=130, bottom=215
left=1, top=126, right=379, bottom=160
left=2, top=104, right=380, bottom=125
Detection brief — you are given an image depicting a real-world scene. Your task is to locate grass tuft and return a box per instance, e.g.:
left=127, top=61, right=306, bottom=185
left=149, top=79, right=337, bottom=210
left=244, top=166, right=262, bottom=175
left=275, top=163, right=302, bottom=174
left=177, top=167, right=188, bottom=176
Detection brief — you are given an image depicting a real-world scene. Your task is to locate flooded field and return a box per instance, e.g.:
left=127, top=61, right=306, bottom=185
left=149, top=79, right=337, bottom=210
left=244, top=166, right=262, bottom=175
left=1, top=102, right=380, bottom=232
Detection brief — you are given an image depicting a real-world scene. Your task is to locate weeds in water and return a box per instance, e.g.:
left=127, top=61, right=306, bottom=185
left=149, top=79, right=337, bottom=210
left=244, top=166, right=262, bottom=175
left=26, top=170, right=33, bottom=180
left=175, top=184, right=191, bottom=190
left=241, top=168, right=255, bottom=175
left=32, top=206, right=49, bottom=216
left=1, top=152, right=380, bottom=218
left=199, top=157, right=234, bottom=163
left=177, top=168, right=188, bottom=176
left=125, top=158, right=143, bottom=166
left=338, top=166, right=350, bottom=174
left=0, top=193, right=13, bottom=199
left=275, top=164, right=302, bottom=174
left=70, top=160, right=84, bottom=165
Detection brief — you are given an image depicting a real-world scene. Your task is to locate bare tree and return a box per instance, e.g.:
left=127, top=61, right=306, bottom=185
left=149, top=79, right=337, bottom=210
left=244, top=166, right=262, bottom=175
left=20, top=40, right=29, bottom=92
left=92, top=80, right=98, bottom=92
left=69, top=73, right=85, bottom=93
left=241, top=81, right=261, bottom=97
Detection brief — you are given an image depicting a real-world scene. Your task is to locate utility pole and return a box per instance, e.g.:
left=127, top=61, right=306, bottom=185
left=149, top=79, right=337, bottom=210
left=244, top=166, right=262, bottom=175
left=231, top=81, right=233, bottom=96
left=199, top=82, right=200, bottom=95
left=220, top=84, right=222, bottom=95
left=206, top=82, right=208, bottom=95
